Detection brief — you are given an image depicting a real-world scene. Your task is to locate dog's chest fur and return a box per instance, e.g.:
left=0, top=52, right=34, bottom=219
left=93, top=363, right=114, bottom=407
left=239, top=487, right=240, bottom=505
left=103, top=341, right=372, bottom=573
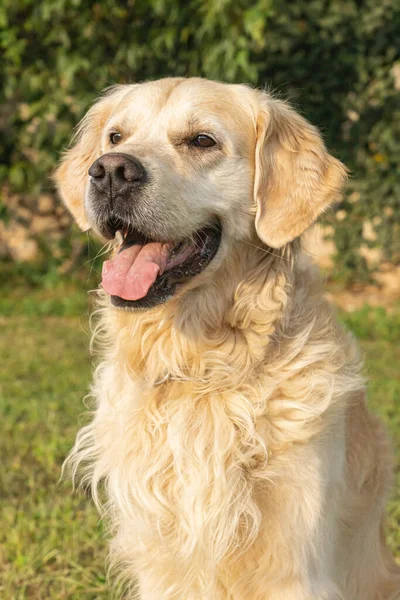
left=90, top=357, right=270, bottom=563
left=67, top=261, right=367, bottom=597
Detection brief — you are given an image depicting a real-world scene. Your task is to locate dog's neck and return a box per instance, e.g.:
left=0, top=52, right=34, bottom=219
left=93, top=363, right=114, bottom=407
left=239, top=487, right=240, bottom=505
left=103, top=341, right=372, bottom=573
left=94, top=240, right=298, bottom=390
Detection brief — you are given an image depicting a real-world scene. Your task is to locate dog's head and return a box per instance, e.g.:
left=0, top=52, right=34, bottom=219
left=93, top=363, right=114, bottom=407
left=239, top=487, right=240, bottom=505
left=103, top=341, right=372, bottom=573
left=55, top=78, right=346, bottom=309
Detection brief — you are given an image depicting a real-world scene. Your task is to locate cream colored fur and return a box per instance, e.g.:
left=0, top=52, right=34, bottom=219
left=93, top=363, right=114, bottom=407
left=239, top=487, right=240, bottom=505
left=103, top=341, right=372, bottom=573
left=55, top=78, right=400, bottom=599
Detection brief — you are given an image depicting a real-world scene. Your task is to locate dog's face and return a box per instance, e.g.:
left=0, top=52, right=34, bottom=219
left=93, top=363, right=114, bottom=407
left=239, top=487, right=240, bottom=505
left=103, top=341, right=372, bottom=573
left=55, top=78, right=346, bottom=309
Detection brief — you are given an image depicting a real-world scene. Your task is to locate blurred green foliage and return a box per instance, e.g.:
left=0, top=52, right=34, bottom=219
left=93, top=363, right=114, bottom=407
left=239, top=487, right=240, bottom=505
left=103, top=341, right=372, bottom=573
left=1, top=0, right=399, bottom=280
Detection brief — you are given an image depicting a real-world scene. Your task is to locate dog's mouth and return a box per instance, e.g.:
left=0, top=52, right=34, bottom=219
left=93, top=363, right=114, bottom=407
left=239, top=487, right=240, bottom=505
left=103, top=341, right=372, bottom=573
left=101, top=220, right=222, bottom=309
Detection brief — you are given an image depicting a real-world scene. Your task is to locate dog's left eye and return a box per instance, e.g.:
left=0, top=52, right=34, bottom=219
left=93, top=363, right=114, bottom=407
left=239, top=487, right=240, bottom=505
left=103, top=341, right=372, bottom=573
left=191, top=134, right=216, bottom=148
left=110, top=132, right=122, bottom=145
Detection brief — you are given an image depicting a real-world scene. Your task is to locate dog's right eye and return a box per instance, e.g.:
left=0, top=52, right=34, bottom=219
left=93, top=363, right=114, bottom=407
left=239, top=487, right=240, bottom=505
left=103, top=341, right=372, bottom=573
left=110, top=132, right=122, bottom=145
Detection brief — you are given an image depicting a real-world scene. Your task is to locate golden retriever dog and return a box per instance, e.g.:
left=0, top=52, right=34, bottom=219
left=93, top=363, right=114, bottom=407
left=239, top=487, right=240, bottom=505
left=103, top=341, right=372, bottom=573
left=55, top=78, right=400, bottom=599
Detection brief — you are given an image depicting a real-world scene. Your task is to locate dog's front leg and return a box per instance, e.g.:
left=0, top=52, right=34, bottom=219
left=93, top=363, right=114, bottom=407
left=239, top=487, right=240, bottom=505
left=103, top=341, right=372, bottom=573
left=265, top=579, right=344, bottom=600
left=217, top=429, right=348, bottom=600
left=136, top=571, right=228, bottom=600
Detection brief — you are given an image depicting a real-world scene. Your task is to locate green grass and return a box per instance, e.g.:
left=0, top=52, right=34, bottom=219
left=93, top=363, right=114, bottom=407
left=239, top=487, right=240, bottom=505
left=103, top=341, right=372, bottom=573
left=0, top=278, right=112, bottom=599
left=0, top=278, right=399, bottom=598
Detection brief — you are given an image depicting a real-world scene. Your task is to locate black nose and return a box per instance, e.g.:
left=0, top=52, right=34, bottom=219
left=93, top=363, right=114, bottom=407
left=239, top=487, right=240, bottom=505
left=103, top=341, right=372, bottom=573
left=88, top=153, right=145, bottom=196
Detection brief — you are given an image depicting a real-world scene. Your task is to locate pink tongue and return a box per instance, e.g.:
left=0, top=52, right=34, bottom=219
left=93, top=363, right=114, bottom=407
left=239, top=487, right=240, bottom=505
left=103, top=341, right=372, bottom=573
left=102, top=242, right=171, bottom=301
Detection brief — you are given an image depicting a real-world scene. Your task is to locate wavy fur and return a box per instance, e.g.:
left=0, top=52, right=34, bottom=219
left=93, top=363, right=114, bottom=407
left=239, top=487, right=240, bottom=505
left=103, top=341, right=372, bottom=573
left=57, top=78, right=400, bottom=599
left=65, top=242, right=400, bottom=599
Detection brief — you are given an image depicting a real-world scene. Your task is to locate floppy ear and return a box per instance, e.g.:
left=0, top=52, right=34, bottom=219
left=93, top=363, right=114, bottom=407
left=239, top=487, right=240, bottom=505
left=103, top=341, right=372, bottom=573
left=254, top=95, right=347, bottom=248
left=53, top=86, right=127, bottom=230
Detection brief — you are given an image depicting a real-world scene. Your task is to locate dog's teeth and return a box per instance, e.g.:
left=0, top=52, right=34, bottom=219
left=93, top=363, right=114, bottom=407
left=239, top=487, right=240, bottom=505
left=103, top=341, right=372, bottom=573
left=115, top=230, right=124, bottom=246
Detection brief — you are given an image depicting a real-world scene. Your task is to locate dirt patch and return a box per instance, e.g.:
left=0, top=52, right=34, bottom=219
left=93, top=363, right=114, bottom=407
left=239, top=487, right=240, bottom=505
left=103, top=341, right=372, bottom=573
left=305, top=225, right=400, bottom=311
